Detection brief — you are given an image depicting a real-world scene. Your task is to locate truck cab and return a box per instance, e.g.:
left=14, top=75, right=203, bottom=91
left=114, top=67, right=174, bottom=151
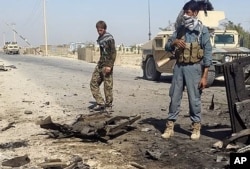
left=3, top=42, right=20, bottom=55
left=211, top=29, right=250, bottom=77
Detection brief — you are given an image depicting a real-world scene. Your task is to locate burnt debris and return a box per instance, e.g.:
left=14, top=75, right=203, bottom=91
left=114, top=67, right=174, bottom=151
left=39, top=112, right=141, bottom=142
left=223, top=56, right=250, bottom=145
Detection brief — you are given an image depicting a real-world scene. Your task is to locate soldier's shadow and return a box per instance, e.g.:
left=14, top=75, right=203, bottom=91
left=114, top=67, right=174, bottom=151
left=135, top=75, right=173, bottom=84
left=140, top=117, right=231, bottom=140
left=159, top=75, right=173, bottom=83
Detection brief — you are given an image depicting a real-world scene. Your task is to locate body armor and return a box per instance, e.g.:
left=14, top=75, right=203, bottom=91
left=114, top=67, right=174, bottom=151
left=176, top=41, right=203, bottom=63
left=175, top=25, right=204, bottom=64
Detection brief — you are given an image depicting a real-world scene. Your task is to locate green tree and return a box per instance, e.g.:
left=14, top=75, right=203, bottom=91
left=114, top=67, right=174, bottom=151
left=225, top=21, right=250, bottom=48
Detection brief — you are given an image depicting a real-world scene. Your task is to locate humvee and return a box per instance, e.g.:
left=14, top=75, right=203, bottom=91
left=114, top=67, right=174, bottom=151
left=141, top=9, right=250, bottom=87
left=3, top=42, right=20, bottom=55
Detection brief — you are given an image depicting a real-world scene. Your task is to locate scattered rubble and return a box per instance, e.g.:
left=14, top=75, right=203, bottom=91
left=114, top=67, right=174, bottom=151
left=38, top=112, right=141, bottom=142
left=1, top=122, right=15, bottom=131
left=0, top=140, right=28, bottom=149
left=2, top=154, right=30, bottom=167
left=129, top=161, right=146, bottom=169
left=0, top=63, right=16, bottom=71
left=38, top=155, right=90, bottom=169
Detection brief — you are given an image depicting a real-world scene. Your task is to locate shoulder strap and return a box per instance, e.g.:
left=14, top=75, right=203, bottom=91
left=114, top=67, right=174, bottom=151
left=197, top=21, right=203, bottom=44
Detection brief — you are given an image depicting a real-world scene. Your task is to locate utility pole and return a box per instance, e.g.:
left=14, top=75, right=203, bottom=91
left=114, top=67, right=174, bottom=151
left=148, top=0, right=151, bottom=40
left=11, top=23, right=16, bottom=42
left=43, top=0, right=48, bottom=56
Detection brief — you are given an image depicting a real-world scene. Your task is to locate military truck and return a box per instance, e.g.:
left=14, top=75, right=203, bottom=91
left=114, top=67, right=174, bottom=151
left=3, top=42, right=20, bottom=55
left=211, top=30, right=250, bottom=78
left=141, top=9, right=250, bottom=87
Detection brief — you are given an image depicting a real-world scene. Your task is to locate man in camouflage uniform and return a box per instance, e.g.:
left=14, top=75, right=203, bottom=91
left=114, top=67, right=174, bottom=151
left=90, top=20, right=116, bottom=111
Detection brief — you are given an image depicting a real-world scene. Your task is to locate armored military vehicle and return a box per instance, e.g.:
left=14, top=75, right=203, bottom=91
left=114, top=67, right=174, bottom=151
left=141, top=1, right=250, bottom=87
left=3, top=42, right=20, bottom=55
left=211, top=29, right=250, bottom=78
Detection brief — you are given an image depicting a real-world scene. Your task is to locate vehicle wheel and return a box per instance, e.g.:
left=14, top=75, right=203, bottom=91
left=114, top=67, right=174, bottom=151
left=206, top=65, right=216, bottom=87
left=143, top=57, right=161, bottom=81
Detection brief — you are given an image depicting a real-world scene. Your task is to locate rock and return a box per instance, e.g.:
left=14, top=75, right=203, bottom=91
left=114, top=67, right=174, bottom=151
left=212, top=141, right=223, bottom=149
left=24, top=110, right=33, bottom=114
left=2, top=154, right=30, bottom=167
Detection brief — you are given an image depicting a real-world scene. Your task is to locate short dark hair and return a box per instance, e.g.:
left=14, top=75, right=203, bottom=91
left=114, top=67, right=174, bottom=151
left=183, top=0, right=200, bottom=12
left=96, top=20, right=107, bottom=30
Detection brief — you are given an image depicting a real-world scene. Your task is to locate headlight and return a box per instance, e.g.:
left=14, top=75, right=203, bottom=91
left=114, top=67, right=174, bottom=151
left=224, top=55, right=233, bottom=62
left=212, top=53, right=233, bottom=64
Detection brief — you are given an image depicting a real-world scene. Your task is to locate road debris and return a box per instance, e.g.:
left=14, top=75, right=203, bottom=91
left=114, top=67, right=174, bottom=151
left=0, top=140, right=28, bottom=149
left=129, top=161, right=146, bottom=169
left=38, top=112, right=141, bottom=142
left=0, top=63, right=16, bottom=71
left=2, top=154, right=30, bottom=167
left=1, top=122, right=15, bottom=131
left=38, top=155, right=90, bottom=169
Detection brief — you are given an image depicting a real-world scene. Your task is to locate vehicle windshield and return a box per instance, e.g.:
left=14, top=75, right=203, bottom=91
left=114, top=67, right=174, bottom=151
left=214, top=34, right=235, bottom=44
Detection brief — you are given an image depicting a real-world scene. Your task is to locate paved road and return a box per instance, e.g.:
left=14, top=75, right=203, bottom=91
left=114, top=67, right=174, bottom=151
left=0, top=52, right=229, bottom=118
left=0, top=52, right=171, bottom=117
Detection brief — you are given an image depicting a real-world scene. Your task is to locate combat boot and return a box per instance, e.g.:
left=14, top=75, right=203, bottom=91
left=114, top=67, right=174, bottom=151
left=105, top=104, right=114, bottom=113
left=92, top=104, right=105, bottom=112
left=161, top=121, right=174, bottom=139
left=191, top=122, right=201, bottom=140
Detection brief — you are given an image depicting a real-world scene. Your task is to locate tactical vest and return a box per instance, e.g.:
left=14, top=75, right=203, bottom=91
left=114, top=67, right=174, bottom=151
left=175, top=25, right=204, bottom=64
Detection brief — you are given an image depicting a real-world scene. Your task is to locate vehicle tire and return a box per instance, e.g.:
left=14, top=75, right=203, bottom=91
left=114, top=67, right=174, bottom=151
left=206, top=65, right=216, bottom=87
left=143, top=57, right=161, bottom=81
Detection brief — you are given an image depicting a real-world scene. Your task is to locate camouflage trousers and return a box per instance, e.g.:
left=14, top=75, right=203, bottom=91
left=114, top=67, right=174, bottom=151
left=90, top=65, right=113, bottom=106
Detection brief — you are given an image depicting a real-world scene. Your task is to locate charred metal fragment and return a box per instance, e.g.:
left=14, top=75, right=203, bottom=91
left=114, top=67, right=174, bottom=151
left=223, top=129, right=250, bottom=149
left=223, top=56, right=250, bottom=145
left=39, top=112, right=141, bottom=142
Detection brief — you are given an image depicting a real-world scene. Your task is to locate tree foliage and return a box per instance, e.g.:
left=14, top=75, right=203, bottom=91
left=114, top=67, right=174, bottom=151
left=225, top=21, right=250, bottom=48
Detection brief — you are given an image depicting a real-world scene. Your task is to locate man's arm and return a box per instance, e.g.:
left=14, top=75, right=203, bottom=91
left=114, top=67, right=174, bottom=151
left=199, top=26, right=213, bottom=89
left=103, top=39, right=116, bottom=75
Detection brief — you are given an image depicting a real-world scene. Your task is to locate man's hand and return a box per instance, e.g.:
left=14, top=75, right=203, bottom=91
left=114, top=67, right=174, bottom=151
left=198, top=77, right=207, bottom=90
left=172, top=39, right=186, bottom=49
left=199, top=66, right=209, bottom=90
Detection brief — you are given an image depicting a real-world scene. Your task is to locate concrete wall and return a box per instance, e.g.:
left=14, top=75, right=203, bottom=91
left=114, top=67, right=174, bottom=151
left=23, top=45, right=141, bottom=66
left=77, top=47, right=122, bottom=66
